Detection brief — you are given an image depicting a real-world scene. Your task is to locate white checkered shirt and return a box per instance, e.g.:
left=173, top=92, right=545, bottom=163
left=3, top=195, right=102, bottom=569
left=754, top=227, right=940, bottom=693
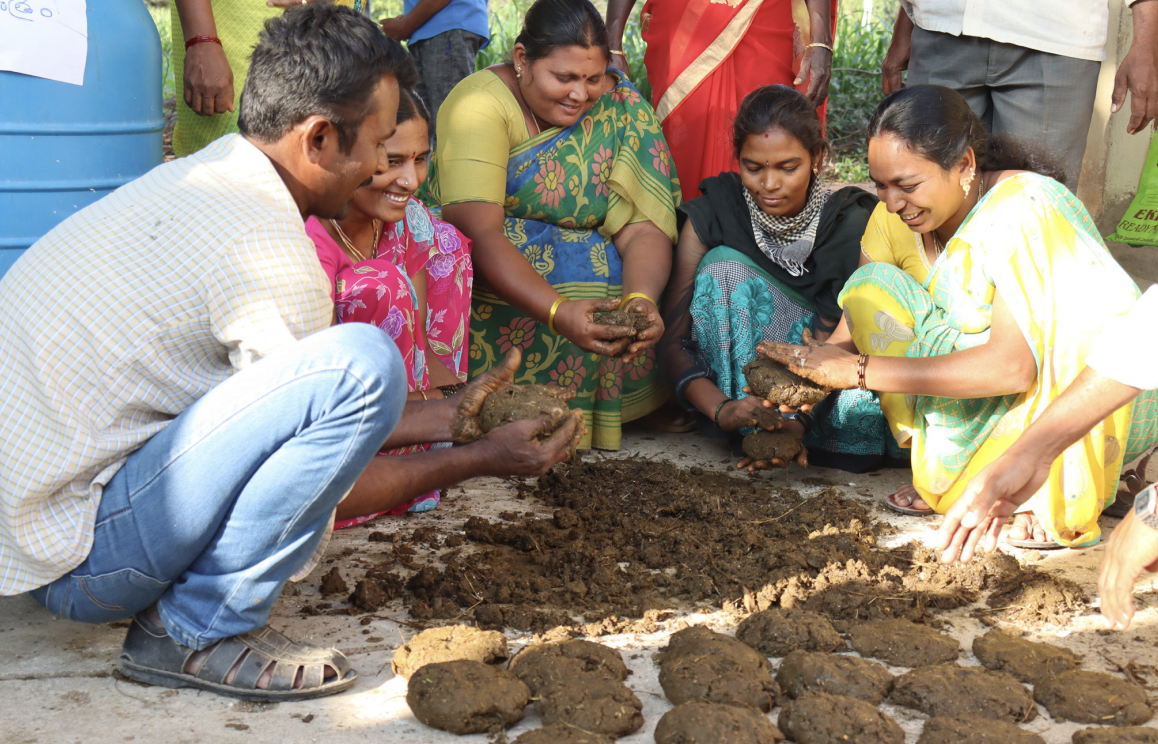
left=0, top=134, right=334, bottom=594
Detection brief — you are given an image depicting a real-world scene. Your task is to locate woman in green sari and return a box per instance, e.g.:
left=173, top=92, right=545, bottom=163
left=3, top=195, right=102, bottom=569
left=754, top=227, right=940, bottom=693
left=427, top=0, right=681, bottom=450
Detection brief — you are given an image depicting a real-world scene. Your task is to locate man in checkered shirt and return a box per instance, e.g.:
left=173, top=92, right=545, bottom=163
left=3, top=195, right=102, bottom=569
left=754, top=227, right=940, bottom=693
left=0, top=3, right=578, bottom=701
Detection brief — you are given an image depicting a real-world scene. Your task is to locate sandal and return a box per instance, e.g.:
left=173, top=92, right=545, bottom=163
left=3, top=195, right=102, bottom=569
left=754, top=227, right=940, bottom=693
left=885, top=484, right=934, bottom=517
left=119, top=612, right=357, bottom=702
left=1004, top=513, right=1102, bottom=550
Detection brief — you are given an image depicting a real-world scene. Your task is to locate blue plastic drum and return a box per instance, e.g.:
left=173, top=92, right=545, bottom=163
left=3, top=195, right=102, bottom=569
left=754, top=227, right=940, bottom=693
left=0, top=0, right=163, bottom=276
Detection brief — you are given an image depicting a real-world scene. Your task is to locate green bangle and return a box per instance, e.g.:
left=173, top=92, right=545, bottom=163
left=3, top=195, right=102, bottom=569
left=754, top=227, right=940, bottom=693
left=714, top=399, right=730, bottom=427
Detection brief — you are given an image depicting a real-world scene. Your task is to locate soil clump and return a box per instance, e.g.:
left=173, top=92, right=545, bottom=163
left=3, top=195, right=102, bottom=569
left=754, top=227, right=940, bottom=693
left=592, top=310, right=649, bottom=334
left=509, top=639, right=628, bottom=693
left=478, top=385, right=571, bottom=435
left=391, top=625, right=508, bottom=680
left=405, top=660, right=530, bottom=734
left=971, top=628, right=1080, bottom=684
left=741, top=431, right=804, bottom=463
left=737, top=607, right=841, bottom=656
left=534, top=676, right=644, bottom=738
left=890, top=664, right=1037, bottom=722
left=1072, top=728, right=1158, bottom=743
left=848, top=619, right=960, bottom=667
left=986, top=568, right=1088, bottom=624
left=653, top=701, right=785, bottom=743
left=777, top=692, right=905, bottom=744
left=917, top=715, right=1046, bottom=744
left=318, top=567, right=348, bottom=596
left=657, top=627, right=779, bottom=712
left=775, top=650, right=893, bottom=704
left=1033, top=670, right=1153, bottom=726
left=511, top=726, right=612, bottom=744
left=742, top=357, right=828, bottom=408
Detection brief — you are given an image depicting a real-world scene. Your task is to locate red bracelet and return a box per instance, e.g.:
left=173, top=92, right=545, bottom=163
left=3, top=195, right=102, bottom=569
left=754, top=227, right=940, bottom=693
left=185, top=35, right=222, bottom=50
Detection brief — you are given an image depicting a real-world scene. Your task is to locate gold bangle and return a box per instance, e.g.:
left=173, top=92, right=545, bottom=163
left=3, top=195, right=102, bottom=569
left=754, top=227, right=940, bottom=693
left=805, top=42, right=834, bottom=53
left=622, top=292, right=657, bottom=308
left=609, top=49, right=627, bottom=57
left=548, top=297, right=566, bottom=335
left=419, top=389, right=428, bottom=401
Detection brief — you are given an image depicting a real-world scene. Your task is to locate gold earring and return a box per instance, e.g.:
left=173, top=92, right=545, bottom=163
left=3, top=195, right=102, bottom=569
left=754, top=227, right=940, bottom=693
left=961, top=174, right=973, bottom=196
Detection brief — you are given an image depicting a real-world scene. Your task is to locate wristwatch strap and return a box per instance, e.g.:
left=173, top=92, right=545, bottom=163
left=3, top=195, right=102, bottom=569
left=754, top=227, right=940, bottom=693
left=1133, top=483, right=1158, bottom=531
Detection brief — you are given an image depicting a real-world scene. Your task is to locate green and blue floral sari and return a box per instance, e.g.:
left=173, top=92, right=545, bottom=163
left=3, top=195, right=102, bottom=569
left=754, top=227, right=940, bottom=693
left=437, top=75, right=681, bottom=450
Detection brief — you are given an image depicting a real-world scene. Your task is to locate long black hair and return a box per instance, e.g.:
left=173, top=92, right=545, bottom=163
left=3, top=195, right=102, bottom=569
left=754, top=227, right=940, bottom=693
left=516, top=0, right=609, bottom=63
left=867, top=85, right=1065, bottom=182
left=733, top=84, right=829, bottom=163
left=396, top=87, right=431, bottom=127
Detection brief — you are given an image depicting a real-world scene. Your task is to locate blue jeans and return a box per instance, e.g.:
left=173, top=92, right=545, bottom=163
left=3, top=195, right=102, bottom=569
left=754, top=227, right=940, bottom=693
left=31, top=324, right=406, bottom=649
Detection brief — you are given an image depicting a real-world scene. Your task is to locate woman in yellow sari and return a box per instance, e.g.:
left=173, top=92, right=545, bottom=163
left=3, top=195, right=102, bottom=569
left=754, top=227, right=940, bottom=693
left=761, top=85, right=1158, bottom=549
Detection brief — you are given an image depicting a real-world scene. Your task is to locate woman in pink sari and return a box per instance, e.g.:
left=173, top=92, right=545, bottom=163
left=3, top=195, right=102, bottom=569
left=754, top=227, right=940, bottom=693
left=305, top=88, right=474, bottom=526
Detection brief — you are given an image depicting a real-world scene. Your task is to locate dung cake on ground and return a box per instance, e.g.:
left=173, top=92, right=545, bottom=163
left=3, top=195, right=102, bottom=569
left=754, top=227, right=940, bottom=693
left=775, top=650, right=893, bottom=704
left=971, top=628, right=1080, bottom=684
left=777, top=692, right=905, bottom=744
left=405, top=660, right=530, bottom=734
left=477, top=384, right=571, bottom=435
left=509, top=639, right=629, bottom=693
left=1034, top=670, right=1153, bottom=726
left=534, top=676, right=644, bottom=738
left=741, top=430, right=804, bottom=463
left=392, top=625, right=508, bottom=680
left=658, top=627, right=779, bottom=712
left=1072, top=727, right=1158, bottom=743
left=512, top=726, right=613, bottom=744
left=742, top=357, right=828, bottom=408
left=737, top=607, right=842, bottom=657
left=917, top=715, right=1046, bottom=744
left=986, top=567, right=1088, bottom=625
left=653, top=701, right=785, bottom=744
left=848, top=619, right=960, bottom=667
left=889, top=664, right=1037, bottom=722
left=592, top=309, right=650, bottom=334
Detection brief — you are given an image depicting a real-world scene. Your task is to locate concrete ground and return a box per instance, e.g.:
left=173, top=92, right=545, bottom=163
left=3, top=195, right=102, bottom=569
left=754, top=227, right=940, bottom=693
left=5, top=429, right=1158, bottom=744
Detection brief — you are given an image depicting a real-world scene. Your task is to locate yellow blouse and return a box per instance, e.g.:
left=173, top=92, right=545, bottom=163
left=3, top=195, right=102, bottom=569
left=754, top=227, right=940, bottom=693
left=860, top=201, right=933, bottom=285
left=431, top=70, right=653, bottom=228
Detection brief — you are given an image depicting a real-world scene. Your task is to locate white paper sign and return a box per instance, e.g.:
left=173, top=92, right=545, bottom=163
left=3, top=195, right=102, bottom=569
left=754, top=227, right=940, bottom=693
left=0, top=0, right=88, bottom=86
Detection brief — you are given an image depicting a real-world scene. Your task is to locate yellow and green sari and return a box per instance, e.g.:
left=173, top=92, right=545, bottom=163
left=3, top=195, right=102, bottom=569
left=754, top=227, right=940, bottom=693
left=840, top=173, right=1158, bottom=546
left=429, top=74, right=681, bottom=450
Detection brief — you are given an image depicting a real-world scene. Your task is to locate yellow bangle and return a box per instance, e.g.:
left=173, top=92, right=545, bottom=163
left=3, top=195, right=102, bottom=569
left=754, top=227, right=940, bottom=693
left=805, top=42, right=833, bottom=53
left=547, top=297, right=566, bottom=335
left=419, top=390, right=428, bottom=401
left=622, top=292, right=657, bottom=308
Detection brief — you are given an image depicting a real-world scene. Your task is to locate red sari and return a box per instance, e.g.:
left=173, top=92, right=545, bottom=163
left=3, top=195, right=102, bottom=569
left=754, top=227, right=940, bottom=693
left=641, top=0, right=838, bottom=203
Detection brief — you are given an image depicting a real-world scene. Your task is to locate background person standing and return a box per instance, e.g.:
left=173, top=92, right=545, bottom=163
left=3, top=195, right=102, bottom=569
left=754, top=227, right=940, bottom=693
left=380, top=0, right=490, bottom=137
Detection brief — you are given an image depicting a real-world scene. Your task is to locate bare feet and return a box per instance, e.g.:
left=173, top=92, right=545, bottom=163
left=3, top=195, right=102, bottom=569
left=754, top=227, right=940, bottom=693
left=887, top=483, right=931, bottom=512
left=1007, top=512, right=1049, bottom=544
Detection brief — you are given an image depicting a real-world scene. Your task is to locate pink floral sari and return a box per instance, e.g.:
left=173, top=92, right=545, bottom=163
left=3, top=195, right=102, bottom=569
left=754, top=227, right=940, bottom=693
left=306, top=198, right=473, bottom=527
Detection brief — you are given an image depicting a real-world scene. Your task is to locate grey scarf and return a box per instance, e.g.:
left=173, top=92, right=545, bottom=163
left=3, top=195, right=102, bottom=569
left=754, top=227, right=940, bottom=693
left=743, top=182, right=829, bottom=277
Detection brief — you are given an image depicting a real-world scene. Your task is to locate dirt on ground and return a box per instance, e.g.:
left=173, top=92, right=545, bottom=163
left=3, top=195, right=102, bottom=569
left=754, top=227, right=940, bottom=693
left=509, top=639, right=629, bottom=693
left=657, top=627, right=779, bottom=712
left=404, top=659, right=530, bottom=734
left=312, top=459, right=1085, bottom=639
left=391, top=625, right=508, bottom=680
left=742, top=357, right=829, bottom=408
left=777, top=692, right=905, bottom=744
left=1033, top=670, right=1153, bottom=726
left=775, top=650, right=894, bottom=704
left=511, top=726, right=614, bottom=744
left=848, top=619, right=961, bottom=667
left=653, top=701, right=785, bottom=744
left=742, top=431, right=804, bottom=462
left=971, top=628, right=1081, bottom=684
left=916, top=715, right=1046, bottom=744
left=1072, top=728, right=1158, bottom=743
left=889, top=664, right=1038, bottom=722
left=477, top=385, right=571, bottom=435
left=736, top=607, right=842, bottom=657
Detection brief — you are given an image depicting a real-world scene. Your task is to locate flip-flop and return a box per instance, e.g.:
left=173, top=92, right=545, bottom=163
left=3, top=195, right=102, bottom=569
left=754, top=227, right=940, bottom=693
left=1101, top=490, right=1136, bottom=520
left=885, top=490, right=934, bottom=517
left=1007, top=535, right=1103, bottom=550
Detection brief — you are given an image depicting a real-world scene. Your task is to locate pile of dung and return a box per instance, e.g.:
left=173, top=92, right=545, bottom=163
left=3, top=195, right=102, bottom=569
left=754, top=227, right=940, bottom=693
left=322, top=459, right=1084, bottom=634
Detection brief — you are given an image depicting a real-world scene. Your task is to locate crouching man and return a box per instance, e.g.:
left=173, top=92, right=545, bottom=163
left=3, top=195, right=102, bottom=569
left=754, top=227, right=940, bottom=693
left=0, top=3, right=579, bottom=703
